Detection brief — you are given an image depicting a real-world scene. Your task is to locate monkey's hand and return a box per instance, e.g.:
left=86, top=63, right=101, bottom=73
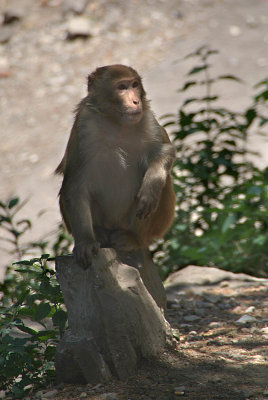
left=136, top=183, right=161, bottom=219
left=73, top=240, right=100, bottom=269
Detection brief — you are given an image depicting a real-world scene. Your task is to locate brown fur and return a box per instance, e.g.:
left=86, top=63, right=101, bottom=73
left=56, top=64, right=176, bottom=268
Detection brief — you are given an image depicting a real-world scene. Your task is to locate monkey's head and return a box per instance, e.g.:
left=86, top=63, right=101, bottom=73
left=87, top=64, right=147, bottom=125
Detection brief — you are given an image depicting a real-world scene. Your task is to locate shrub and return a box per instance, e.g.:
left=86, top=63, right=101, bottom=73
left=155, top=46, right=268, bottom=278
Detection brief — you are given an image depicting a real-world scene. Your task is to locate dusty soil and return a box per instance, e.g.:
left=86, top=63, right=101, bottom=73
left=32, top=273, right=268, bottom=400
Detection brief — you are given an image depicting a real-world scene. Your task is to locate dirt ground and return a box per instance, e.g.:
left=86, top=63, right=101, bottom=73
left=30, top=269, right=268, bottom=400
left=0, top=1, right=268, bottom=399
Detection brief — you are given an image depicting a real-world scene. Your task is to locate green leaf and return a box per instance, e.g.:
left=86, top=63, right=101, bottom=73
left=245, top=108, right=257, bottom=127
left=218, top=75, right=243, bottom=83
left=13, top=260, right=31, bottom=266
left=41, top=253, right=50, bottom=259
left=16, top=324, right=38, bottom=336
left=222, top=213, right=236, bottom=233
left=188, top=65, right=208, bottom=75
left=52, top=309, right=67, bottom=331
left=34, top=303, right=51, bottom=321
left=8, top=197, right=19, bottom=209
left=179, top=81, right=197, bottom=92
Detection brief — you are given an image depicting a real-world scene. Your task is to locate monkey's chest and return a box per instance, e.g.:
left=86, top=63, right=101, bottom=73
left=89, top=148, right=143, bottom=221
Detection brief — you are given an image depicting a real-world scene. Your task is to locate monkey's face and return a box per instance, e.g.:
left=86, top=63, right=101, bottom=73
left=113, top=78, right=143, bottom=125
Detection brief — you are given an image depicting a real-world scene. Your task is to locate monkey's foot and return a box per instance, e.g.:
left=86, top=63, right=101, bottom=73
left=110, top=229, right=140, bottom=252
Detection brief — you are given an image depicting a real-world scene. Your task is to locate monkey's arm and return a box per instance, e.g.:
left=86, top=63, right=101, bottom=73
left=136, top=126, right=175, bottom=219
left=59, top=175, right=99, bottom=268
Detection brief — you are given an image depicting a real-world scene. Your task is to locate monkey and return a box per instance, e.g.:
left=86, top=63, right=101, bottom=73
left=56, top=64, right=176, bottom=268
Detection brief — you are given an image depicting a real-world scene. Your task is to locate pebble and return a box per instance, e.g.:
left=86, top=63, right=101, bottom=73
left=0, top=391, right=5, bottom=400
left=187, top=331, right=201, bottom=341
left=174, top=386, right=185, bottom=396
left=66, top=16, right=92, bottom=40
left=245, top=306, right=255, bottom=313
left=100, top=393, right=119, bottom=400
left=41, top=389, right=58, bottom=399
left=79, top=393, right=87, bottom=398
left=184, top=315, right=200, bottom=322
left=246, top=16, right=258, bottom=28
left=260, top=327, right=268, bottom=339
left=229, top=25, right=241, bottom=37
left=209, top=321, right=222, bottom=328
left=236, top=315, right=257, bottom=324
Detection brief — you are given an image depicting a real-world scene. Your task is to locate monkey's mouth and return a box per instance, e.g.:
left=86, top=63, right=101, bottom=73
left=124, top=110, right=142, bottom=117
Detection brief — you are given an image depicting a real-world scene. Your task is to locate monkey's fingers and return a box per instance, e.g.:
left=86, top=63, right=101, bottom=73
left=136, top=202, right=152, bottom=219
left=73, top=241, right=99, bottom=269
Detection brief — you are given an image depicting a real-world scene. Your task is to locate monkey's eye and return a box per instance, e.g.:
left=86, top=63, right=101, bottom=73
left=132, top=81, right=139, bottom=88
left=117, top=83, right=127, bottom=90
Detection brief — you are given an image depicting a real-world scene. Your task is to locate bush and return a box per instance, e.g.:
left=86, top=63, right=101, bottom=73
left=0, top=199, right=71, bottom=398
left=155, top=46, right=268, bottom=278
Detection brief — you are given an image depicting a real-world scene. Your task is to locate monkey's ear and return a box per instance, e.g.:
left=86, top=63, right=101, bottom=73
left=87, top=66, right=110, bottom=92
left=87, top=72, right=96, bottom=92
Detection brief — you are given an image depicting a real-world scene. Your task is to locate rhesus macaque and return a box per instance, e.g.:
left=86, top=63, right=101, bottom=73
left=56, top=65, right=176, bottom=268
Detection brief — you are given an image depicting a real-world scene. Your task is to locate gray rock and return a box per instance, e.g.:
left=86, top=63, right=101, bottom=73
left=245, top=306, right=255, bottom=313
left=208, top=321, right=222, bottom=328
left=236, top=315, right=257, bottom=324
left=165, top=265, right=268, bottom=298
left=66, top=16, right=92, bottom=39
left=184, top=315, right=200, bottom=322
left=41, top=390, right=58, bottom=399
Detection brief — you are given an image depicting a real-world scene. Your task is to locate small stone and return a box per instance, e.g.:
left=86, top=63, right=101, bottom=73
left=101, top=393, right=119, bottom=400
left=0, top=391, right=5, bottom=400
left=41, top=389, right=58, bottom=399
left=92, top=383, right=103, bottom=392
left=229, top=25, right=241, bottom=37
left=3, top=8, right=24, bottom=24
left=184, top=315, right=200, bottom=322
left=245, top=306, right=255, bottom=313
left=209, top=321, right=222, bottom=328
left=66, top=16, right=92, bottom=40
left=79, top=393, right=87, bottom=398
left=187, top=331, right=201, bottom=341
left=236, top=315, right=257, bottom=324
left=246, top=16, right=258, bottom=28
left=260, top=327, right=268, bottom=339
left=174, top=386, right=185, bottom=396
left=0, top=26, right=14, bottom=43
